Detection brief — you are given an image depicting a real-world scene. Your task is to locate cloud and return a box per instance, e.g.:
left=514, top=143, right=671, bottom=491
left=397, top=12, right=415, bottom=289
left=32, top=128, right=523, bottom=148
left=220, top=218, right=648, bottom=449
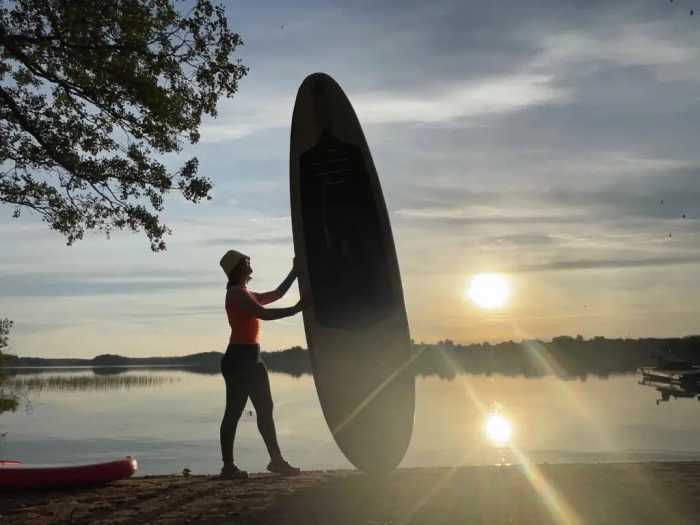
left=393, top=207, right=585, bottom=226
left=511, top=254, right=700, bottom=273
left=198, top=96, right=292, bottom=143
left=0, top=270, right=220, bottom=298
left=195, top=2, right=699, bottom=144
left=392, top=168, right=700, bottom=230
left=534, top=25, right=695, bottom=71
left=197, top=73, right=570, bottom=143
left=202, top=235, right=292, bottom=246
left=353, top=75, right=570, bottom=124
left=10, top=320, right=78, bottom=335
left=119, top=304, right=223, bottom=319
left=478, top=234, right=559, bottom=247
left=544, top=170, right=700, bottom=221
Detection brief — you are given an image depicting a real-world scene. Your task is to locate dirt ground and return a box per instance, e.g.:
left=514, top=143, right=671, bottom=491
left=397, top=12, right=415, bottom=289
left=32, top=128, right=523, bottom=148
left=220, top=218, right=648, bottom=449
left=3, top=462, right=700, bottom=524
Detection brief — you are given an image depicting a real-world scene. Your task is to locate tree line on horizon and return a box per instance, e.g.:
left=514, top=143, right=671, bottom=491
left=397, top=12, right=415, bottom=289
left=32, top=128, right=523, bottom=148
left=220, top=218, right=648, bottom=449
left=5, top=335, right=700, bottom=381
left=413, top=335, right=700, bottom=380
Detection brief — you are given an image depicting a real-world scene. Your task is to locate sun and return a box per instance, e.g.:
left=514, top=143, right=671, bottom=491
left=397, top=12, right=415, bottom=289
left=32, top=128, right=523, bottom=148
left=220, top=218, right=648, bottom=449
left=467, top=273, right=510, bottom=309
left=485, top=414, right=513, bottom=445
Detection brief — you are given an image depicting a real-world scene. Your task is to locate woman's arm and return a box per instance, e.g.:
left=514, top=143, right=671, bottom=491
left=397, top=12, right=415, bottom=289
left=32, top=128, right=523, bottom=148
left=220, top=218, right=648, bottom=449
left=231, top=288, right=302, bottom=320
left=253, top=263, right=297, bottom=305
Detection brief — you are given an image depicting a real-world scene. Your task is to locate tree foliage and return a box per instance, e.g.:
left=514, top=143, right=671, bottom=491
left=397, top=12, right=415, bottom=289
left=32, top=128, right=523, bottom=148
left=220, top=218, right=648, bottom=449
left=0, top=0, right=247, bottom=250
left=0, top=318, right=18, bottom=414
left=0, top=317, right=11, bottom=352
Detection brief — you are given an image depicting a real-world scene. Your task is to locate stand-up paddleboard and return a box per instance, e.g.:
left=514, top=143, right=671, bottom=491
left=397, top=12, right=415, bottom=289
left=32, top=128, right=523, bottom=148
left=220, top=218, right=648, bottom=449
left=290, top=73, right=415, bottom=473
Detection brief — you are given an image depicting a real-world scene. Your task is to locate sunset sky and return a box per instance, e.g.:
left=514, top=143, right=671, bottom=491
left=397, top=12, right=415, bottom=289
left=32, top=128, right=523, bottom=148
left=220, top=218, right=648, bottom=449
left=2, top=1, right=700, bottom=358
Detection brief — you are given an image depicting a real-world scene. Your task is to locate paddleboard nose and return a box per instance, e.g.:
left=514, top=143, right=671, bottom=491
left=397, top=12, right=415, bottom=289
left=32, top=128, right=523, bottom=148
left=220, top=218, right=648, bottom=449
left=298, top=73, right=338, bottom=133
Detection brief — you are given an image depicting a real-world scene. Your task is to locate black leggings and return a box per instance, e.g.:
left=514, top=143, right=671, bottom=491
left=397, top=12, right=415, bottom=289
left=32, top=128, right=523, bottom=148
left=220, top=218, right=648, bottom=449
left=219, top=343, right=281, bottom=463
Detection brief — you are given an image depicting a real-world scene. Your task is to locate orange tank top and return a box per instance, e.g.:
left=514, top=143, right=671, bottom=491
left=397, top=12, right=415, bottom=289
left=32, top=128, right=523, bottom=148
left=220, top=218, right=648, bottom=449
left=226, top=288, right=260, bottom=344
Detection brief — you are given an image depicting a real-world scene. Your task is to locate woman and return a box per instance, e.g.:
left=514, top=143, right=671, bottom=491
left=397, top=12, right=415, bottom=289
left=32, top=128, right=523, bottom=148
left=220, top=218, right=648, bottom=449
left=219, top=249, right=304, bottom=478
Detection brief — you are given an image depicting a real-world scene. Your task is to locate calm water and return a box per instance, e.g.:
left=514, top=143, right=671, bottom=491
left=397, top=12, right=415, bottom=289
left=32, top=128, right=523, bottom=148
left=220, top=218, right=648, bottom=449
left=2, top=368, right=700, bottom=475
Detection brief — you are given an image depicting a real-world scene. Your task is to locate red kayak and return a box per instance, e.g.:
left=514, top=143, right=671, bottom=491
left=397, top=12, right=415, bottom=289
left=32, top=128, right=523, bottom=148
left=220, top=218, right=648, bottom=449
left=0, top=457, right=138, bottom=489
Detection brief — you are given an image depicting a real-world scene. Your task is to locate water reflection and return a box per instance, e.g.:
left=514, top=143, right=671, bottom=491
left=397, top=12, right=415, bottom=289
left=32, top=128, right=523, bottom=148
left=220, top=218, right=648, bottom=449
left=5, top=369, right=700, bottom=475
left=638, top=355, right=700, bottom=405
left=639, top=378, right=700, bottom=405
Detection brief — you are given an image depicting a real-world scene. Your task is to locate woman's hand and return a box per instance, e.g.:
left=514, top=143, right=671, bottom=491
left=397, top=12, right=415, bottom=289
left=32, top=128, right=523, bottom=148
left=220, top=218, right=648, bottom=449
left=295, top=292, right=309, bottom=312
left=275, top=260, right=298, bottom=298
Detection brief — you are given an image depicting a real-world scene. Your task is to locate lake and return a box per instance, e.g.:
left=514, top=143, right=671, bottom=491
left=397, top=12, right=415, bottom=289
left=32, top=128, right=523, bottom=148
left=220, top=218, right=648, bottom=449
left=2, top=367, right=700, bottom=475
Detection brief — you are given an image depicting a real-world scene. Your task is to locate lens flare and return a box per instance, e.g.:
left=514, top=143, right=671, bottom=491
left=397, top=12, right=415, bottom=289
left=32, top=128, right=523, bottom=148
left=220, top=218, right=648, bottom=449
left=485, top=414, right=513, bottom=445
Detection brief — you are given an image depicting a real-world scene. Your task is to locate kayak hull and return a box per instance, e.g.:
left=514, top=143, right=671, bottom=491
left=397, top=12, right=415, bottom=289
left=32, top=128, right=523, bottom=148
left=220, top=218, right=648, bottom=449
left=0, top=457, right=138, bottom=490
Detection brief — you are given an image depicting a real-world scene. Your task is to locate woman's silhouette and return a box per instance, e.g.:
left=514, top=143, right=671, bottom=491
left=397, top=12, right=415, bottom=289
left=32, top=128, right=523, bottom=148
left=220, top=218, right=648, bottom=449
left=219, top=249, right=303, bottom=478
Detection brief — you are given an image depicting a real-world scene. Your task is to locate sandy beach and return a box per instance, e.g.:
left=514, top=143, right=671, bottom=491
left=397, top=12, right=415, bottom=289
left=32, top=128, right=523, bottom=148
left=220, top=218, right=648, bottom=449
left=3, top=462, right=700, bottom=524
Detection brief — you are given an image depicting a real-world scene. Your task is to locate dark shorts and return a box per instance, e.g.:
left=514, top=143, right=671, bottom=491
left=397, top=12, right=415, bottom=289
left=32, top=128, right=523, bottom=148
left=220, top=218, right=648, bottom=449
left=221, top=343, right=264, bottom=374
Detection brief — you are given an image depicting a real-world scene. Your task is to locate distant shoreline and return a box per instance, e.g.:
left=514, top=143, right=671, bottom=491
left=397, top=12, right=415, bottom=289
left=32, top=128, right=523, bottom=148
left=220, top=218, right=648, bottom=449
left=4, top=335, right=700, bottom=378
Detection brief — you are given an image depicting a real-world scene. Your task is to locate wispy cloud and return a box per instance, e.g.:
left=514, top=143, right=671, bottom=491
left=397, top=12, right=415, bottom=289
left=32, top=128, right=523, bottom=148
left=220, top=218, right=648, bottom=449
left=511, top=254, right=700, bottom=273
left=392, top=168, right=700, bottom=230
left=393, top=208, right=585, bottom=226
left=202, top=235, right=292, bottom=246
left=353, top=74, right=570, bottom=124
left=198, top=97, right=292, bottom=143
left=11, top=320, right=79, bottom=335
left=0, top=270, right=220, bottom=298
left=119, top=304, right=223, bottom=319
left=197, top=73, right=570, bottom=143
left=533, top=24, right=696, bottom=71
left=478, top=234, right=559, bottom=247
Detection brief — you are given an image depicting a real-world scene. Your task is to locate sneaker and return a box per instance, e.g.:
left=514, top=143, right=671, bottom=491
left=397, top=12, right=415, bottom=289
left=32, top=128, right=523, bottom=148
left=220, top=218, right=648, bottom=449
left=267, top=458, right=301, bottom=476
left=220, top=464, right=248, bottom=479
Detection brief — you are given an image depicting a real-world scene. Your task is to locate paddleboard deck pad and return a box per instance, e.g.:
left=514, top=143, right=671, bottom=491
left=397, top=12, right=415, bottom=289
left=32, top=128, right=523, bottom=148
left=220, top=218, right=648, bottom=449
left=290, top=73, right=415, bottom=473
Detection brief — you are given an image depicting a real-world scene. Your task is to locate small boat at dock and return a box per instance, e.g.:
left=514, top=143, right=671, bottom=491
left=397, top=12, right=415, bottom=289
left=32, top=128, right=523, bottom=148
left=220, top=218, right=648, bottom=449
left=639, top=366, right=700, bottom=384
left=638, top=353, right=700, bottom=386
